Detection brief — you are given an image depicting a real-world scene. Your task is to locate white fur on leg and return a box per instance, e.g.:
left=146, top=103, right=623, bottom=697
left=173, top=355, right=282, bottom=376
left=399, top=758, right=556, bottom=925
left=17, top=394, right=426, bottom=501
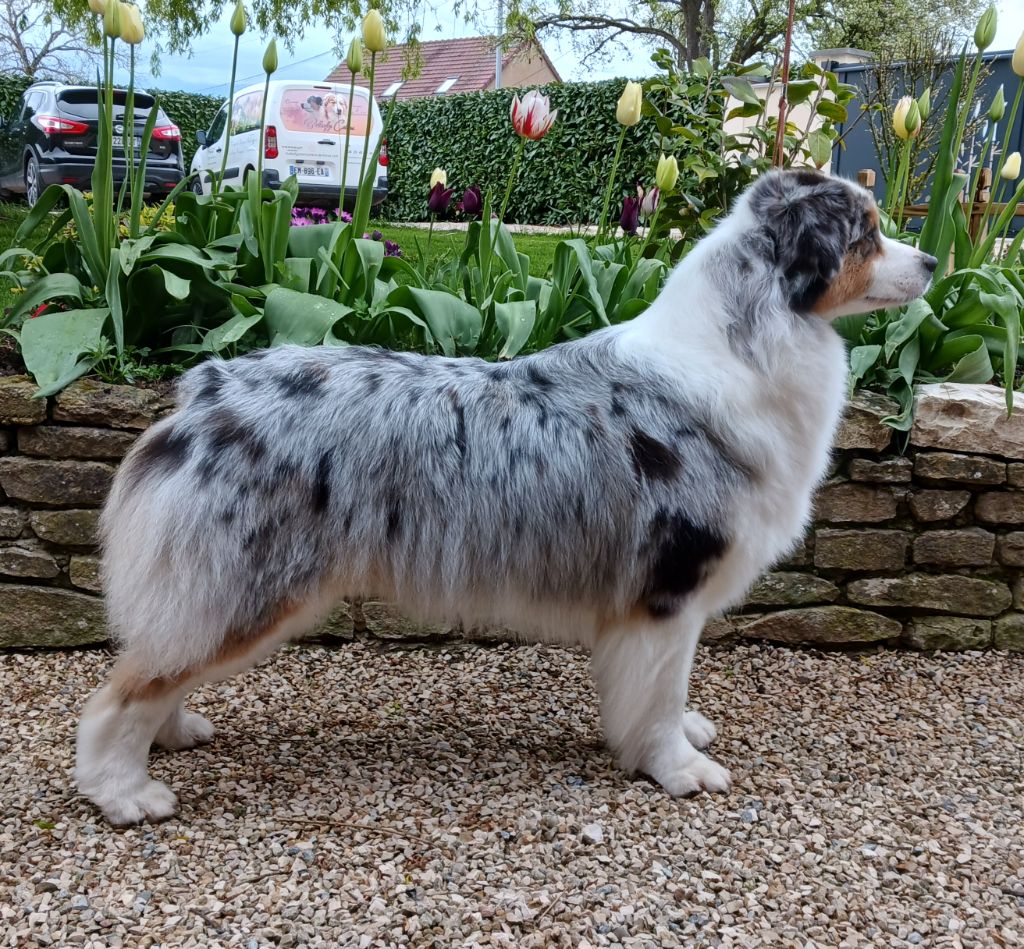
left=682, top=709, right=717, bottom=750
left=154, top=706, right=215, bottom=751
left=592, top=614, right=731, bottom=797
left=75, top=683, right=183, bottom=825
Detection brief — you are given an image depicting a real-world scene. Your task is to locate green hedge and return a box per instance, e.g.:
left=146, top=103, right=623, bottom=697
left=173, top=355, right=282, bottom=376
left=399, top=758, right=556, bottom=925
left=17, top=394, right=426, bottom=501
left=0, top=74, right=220, bottom=171
left=384, top=80, right=665, bottom=226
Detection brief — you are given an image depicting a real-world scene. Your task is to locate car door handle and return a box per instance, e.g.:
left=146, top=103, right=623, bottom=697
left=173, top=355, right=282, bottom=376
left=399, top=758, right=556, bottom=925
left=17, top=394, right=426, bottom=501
left=317, top=138, right=334, bottom=145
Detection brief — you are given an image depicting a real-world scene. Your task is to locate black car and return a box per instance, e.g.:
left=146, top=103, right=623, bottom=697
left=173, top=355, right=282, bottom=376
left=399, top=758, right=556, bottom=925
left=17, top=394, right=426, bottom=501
left=0, top=81, right=184, bottom=206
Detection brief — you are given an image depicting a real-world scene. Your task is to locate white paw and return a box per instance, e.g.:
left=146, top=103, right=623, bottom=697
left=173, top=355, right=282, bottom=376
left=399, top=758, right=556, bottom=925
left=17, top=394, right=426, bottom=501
left=96, top=780, right=178, bottom=826
left=682, top=710, right=717, bottom=750
left=651, top=751, right=732, bottom=797
left=154, top=711, right=215, bottom=751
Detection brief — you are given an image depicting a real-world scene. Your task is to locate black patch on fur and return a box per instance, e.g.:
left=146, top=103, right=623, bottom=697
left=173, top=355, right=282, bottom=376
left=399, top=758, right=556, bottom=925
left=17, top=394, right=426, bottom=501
left=207, top=408, right=266, bottom=462
left=610, top=397, right=626, bottom=417
left=312, top=451, right=332, bottom=512
left=276, top=365, right=329, bottom=398
left=386, top=500, right=403, bottom=541
left=629, top=429, right=681, bottom=482
left=193, top=367, right=226, bottom=405
left=450, top=393, right=467, bottom=461
left=126, top=424, right=192, bottom=488
left=364, top=371, right=381, bottom=394
left=640, top=510, right=728, bottom=618
left=500, top=415, right=512, bottom=433
left=240, top=348, right=269, bottom=361
left=526, top=365, right=553, bottom=389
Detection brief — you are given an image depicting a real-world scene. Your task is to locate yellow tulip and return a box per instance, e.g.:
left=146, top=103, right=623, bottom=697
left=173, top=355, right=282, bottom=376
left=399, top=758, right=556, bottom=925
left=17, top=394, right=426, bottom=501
left=430, top=168, right=447, bottom=188
left=892, top=96, right=920, bottom=140
left=87, top=0, right=107, bottom=14
left=1002, top=152, right=1021, bottom=181
left=103, top=0, right=121, bottom=38
left=230, top=0, right=246, bottom=37
left=120, top=3, right=145, bottom=44
left=362, top=9, right=386, bottom=53
left=655, top=153, right=679, bottom=192
left=616, top=81, right=643, bottom=127
left=1013, top=30, right=1024, bottom=77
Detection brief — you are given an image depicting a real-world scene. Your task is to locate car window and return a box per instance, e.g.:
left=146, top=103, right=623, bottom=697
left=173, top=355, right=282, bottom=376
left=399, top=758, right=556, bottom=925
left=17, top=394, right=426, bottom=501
left=208, top=104, right=228, bottom=144
left=20, top=92, right=43, bottom=121
left=230, top=90, right=263, bottom=135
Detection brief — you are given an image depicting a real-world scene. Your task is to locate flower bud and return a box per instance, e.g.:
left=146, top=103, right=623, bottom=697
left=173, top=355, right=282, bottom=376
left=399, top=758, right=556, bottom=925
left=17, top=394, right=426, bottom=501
left=916, top=87, right=930, bottom=121
left=230, top=0, right=246, bottom=37
left=362, top=9, right=386, bottom=53
left=263, top=37, right=278, bottom=75
left=616, top=81, right=643, bottom=127
left=1001, top=152, right=1021, bottom=181
left=655, top=153, right=679, bottom=192
left=103, top=0, right=121, bottom=38
left=346, top=36, right=362, bottom=74
left=892, top=96, right=921, bottom=140
left=989, top=85, right=1005, bottom=122
left=430, top=168, right=447, bottom=189
left=974, top=5, right=997, bottom=52
left=1013, top=31, right=1024, bottom=77
left=120, top=3, right=144, bottom=44
left=87, top=0, right=107, bottom=15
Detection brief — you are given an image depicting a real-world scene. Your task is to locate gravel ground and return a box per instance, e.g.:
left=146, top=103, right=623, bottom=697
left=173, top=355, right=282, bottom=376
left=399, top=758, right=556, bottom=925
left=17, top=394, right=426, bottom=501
left=1, top=640, right=1022, bottom=948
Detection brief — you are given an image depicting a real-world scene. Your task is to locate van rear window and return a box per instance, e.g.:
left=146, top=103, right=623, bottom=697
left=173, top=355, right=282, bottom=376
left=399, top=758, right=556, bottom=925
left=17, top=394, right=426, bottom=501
left=279, top=88, right=369, bottom=136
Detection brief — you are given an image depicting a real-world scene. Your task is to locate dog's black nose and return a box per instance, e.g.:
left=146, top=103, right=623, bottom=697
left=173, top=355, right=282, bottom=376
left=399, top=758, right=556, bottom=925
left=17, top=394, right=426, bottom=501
left=922, top=254, right=938, bottom=273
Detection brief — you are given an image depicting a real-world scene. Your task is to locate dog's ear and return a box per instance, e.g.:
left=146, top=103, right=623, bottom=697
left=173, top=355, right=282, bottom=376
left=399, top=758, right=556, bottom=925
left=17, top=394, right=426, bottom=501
left=749, top=170, right=857, bottom=312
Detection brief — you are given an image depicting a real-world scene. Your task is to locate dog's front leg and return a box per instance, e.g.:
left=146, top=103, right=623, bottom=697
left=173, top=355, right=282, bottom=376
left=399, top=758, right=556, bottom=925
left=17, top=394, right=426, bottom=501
left=591, top=614, right=730, bottom=796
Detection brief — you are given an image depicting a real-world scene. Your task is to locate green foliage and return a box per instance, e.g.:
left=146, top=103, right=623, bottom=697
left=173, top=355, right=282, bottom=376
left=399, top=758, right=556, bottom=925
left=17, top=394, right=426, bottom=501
left=385, top=79, right=667, bottom=226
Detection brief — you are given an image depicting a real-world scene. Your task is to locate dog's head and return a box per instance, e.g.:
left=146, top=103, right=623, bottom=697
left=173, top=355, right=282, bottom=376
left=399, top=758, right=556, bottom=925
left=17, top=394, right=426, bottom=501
left=740, top=169, right=936, bottom=320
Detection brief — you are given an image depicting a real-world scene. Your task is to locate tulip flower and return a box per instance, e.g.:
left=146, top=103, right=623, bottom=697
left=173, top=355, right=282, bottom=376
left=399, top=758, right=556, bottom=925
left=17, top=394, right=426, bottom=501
left=620, top=195, right=640, bottom=236
left=510, top=90, right=557, bottom=140
left=430, top=168, right=447, bottom=189
left=655, top=153, right=679, bottom=192
left=892, top=96, right=921, bottom=140
left=640, top=186, right=660, bottom=218
left=975, top=5, right=997, bottom=51
left=1002, top=152, right=1022, bottom=180
left=1014, top=31, right=1024, bottom=77
left=230, top=0, right=246, bottom=36
left=120, top=3, right=144, bottom=44
left=346, top=36, right=362, bottom=74
left=103, top=0, right=121, bottom=38
left=461, top=185, right=482, bottom=216
left=263, top=37, right=278, bottom=74
left=917, top=87, right=931, bottom=121
left=362, top=9, right=387, bottom=53
left=989, top=85, right=1005, bottom=122
left=616, top=81, right=643, bottom=127
left=427, top=181, right=454, bottom=214
left=87, top=0, right=107, bottom=14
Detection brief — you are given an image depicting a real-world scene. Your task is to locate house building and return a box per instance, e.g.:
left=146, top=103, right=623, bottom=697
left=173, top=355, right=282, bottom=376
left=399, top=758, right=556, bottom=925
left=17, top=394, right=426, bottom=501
left=325, top=36, right=561, bottom=100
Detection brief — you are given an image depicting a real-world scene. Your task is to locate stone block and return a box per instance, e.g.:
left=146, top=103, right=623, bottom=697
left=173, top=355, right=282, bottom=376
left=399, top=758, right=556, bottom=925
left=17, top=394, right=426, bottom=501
left=53, top=379, right=167, bottom=430
left=848, top=457, right=912, bottom=483
left=738, top=607, right=902, bottom=644
left=777, top=535, right=812, bottom=568
left=912, top=528, right=995, bottom=567
left=814, top=529, right=909, bottom=571
left=910, top=383, right=1024, bottom=459
left=69, top=555, right=102, bottom=593
left=833, top=392, right=898, bottom=452
left=29, top=509, right=99, bottom=546
left=914, top=452, right=1005, bottom=485
left=0, top=375, right=46, bottom=425
left=744, top=572, right=840, bottom=606
left=974, top=492, right=1024, bottom=525
left=701, top=617, right=736, bottom=641
left=0, top=458, right=114, bottom=506
left=909, top=490, right=971, bottom=522
left=0, top=507, right=27, bottom=539
left=18, top=425, right=137, bottom=461
left=0, top=429, right=10, bottom=452
left=847, top=574, right=1012, bottom=616
left=904, top=616, right=992, bottom=650
left=1007, top=464, right=1024, bottom=488
left=814, top=483, right=897, bottom=523
left=0, top=584, right=106, bottom=647
left=359, top=600, right=455, bottom=641
left=997, top=532, right=1024, bottom=567
left=994, top=613, right=1024, bottom=651
left=0, top=546, right=60, bottom=579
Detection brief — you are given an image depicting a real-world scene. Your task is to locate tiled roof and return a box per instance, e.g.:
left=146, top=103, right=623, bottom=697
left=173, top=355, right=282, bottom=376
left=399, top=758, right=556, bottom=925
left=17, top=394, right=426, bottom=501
left=325, top=36, right=559, bottom=99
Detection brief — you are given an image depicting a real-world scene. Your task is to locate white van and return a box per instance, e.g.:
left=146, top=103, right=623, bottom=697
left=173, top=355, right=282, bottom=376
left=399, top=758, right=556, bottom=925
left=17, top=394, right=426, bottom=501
left=189, top=79, right=388, bottom=207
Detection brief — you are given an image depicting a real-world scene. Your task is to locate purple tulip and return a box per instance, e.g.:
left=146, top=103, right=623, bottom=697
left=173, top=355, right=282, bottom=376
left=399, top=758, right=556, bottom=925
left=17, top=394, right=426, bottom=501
left=640, top=186, right=660, bottom=218
left=620, top=195, right=640, bottom=236
left=428, top=181, right=454, bottom=214
left=461, top=185, right=482, bottom=216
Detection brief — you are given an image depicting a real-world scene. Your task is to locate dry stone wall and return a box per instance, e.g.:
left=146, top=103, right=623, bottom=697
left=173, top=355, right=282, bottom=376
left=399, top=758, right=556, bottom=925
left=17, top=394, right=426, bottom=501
left=1, top=376, right=1022, bottom=651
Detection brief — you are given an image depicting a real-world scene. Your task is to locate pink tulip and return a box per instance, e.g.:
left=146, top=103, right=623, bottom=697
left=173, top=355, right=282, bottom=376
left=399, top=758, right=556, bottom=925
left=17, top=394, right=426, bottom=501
left=510, top=90, right=557, bottom=141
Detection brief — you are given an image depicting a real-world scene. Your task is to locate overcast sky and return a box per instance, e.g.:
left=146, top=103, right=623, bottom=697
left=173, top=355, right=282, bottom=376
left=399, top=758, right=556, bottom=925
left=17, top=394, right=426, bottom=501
left=125, top=0, right=1024, bottom=97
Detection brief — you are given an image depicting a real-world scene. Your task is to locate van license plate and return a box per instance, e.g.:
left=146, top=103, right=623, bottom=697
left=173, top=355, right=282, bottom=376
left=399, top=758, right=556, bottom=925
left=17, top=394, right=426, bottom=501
left=290, top=165, right=331, bottom=179
left=112, top=135, right=142, bottom=149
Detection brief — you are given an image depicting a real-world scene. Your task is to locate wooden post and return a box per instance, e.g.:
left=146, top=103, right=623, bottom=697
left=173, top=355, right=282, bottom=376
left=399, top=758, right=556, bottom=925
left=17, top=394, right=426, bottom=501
left=857, top=169, right=876, bottom=192
left=969, top=167, right=992, bottom=242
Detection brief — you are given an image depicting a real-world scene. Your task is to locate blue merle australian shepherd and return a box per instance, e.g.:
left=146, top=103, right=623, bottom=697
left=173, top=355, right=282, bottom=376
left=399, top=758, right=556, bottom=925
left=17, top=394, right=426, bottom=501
left=76, top=169, right=937, bottom=824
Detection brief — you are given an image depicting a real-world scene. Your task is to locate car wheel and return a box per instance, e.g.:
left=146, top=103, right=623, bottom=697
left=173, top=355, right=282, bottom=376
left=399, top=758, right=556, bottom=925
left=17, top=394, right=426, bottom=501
left=190, top=175, right=204, bottom=196
left=24, top=154, right=40, bottom=208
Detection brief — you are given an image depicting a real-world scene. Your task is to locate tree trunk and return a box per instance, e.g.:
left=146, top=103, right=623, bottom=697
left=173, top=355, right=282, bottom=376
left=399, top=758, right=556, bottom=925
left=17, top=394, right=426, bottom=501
left=678, top=0, right=714, bottom=68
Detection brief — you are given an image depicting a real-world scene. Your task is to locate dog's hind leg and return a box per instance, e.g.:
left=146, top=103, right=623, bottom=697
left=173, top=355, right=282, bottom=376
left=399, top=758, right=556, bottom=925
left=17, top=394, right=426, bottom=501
left=592, top=612, right=730, bottom=797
